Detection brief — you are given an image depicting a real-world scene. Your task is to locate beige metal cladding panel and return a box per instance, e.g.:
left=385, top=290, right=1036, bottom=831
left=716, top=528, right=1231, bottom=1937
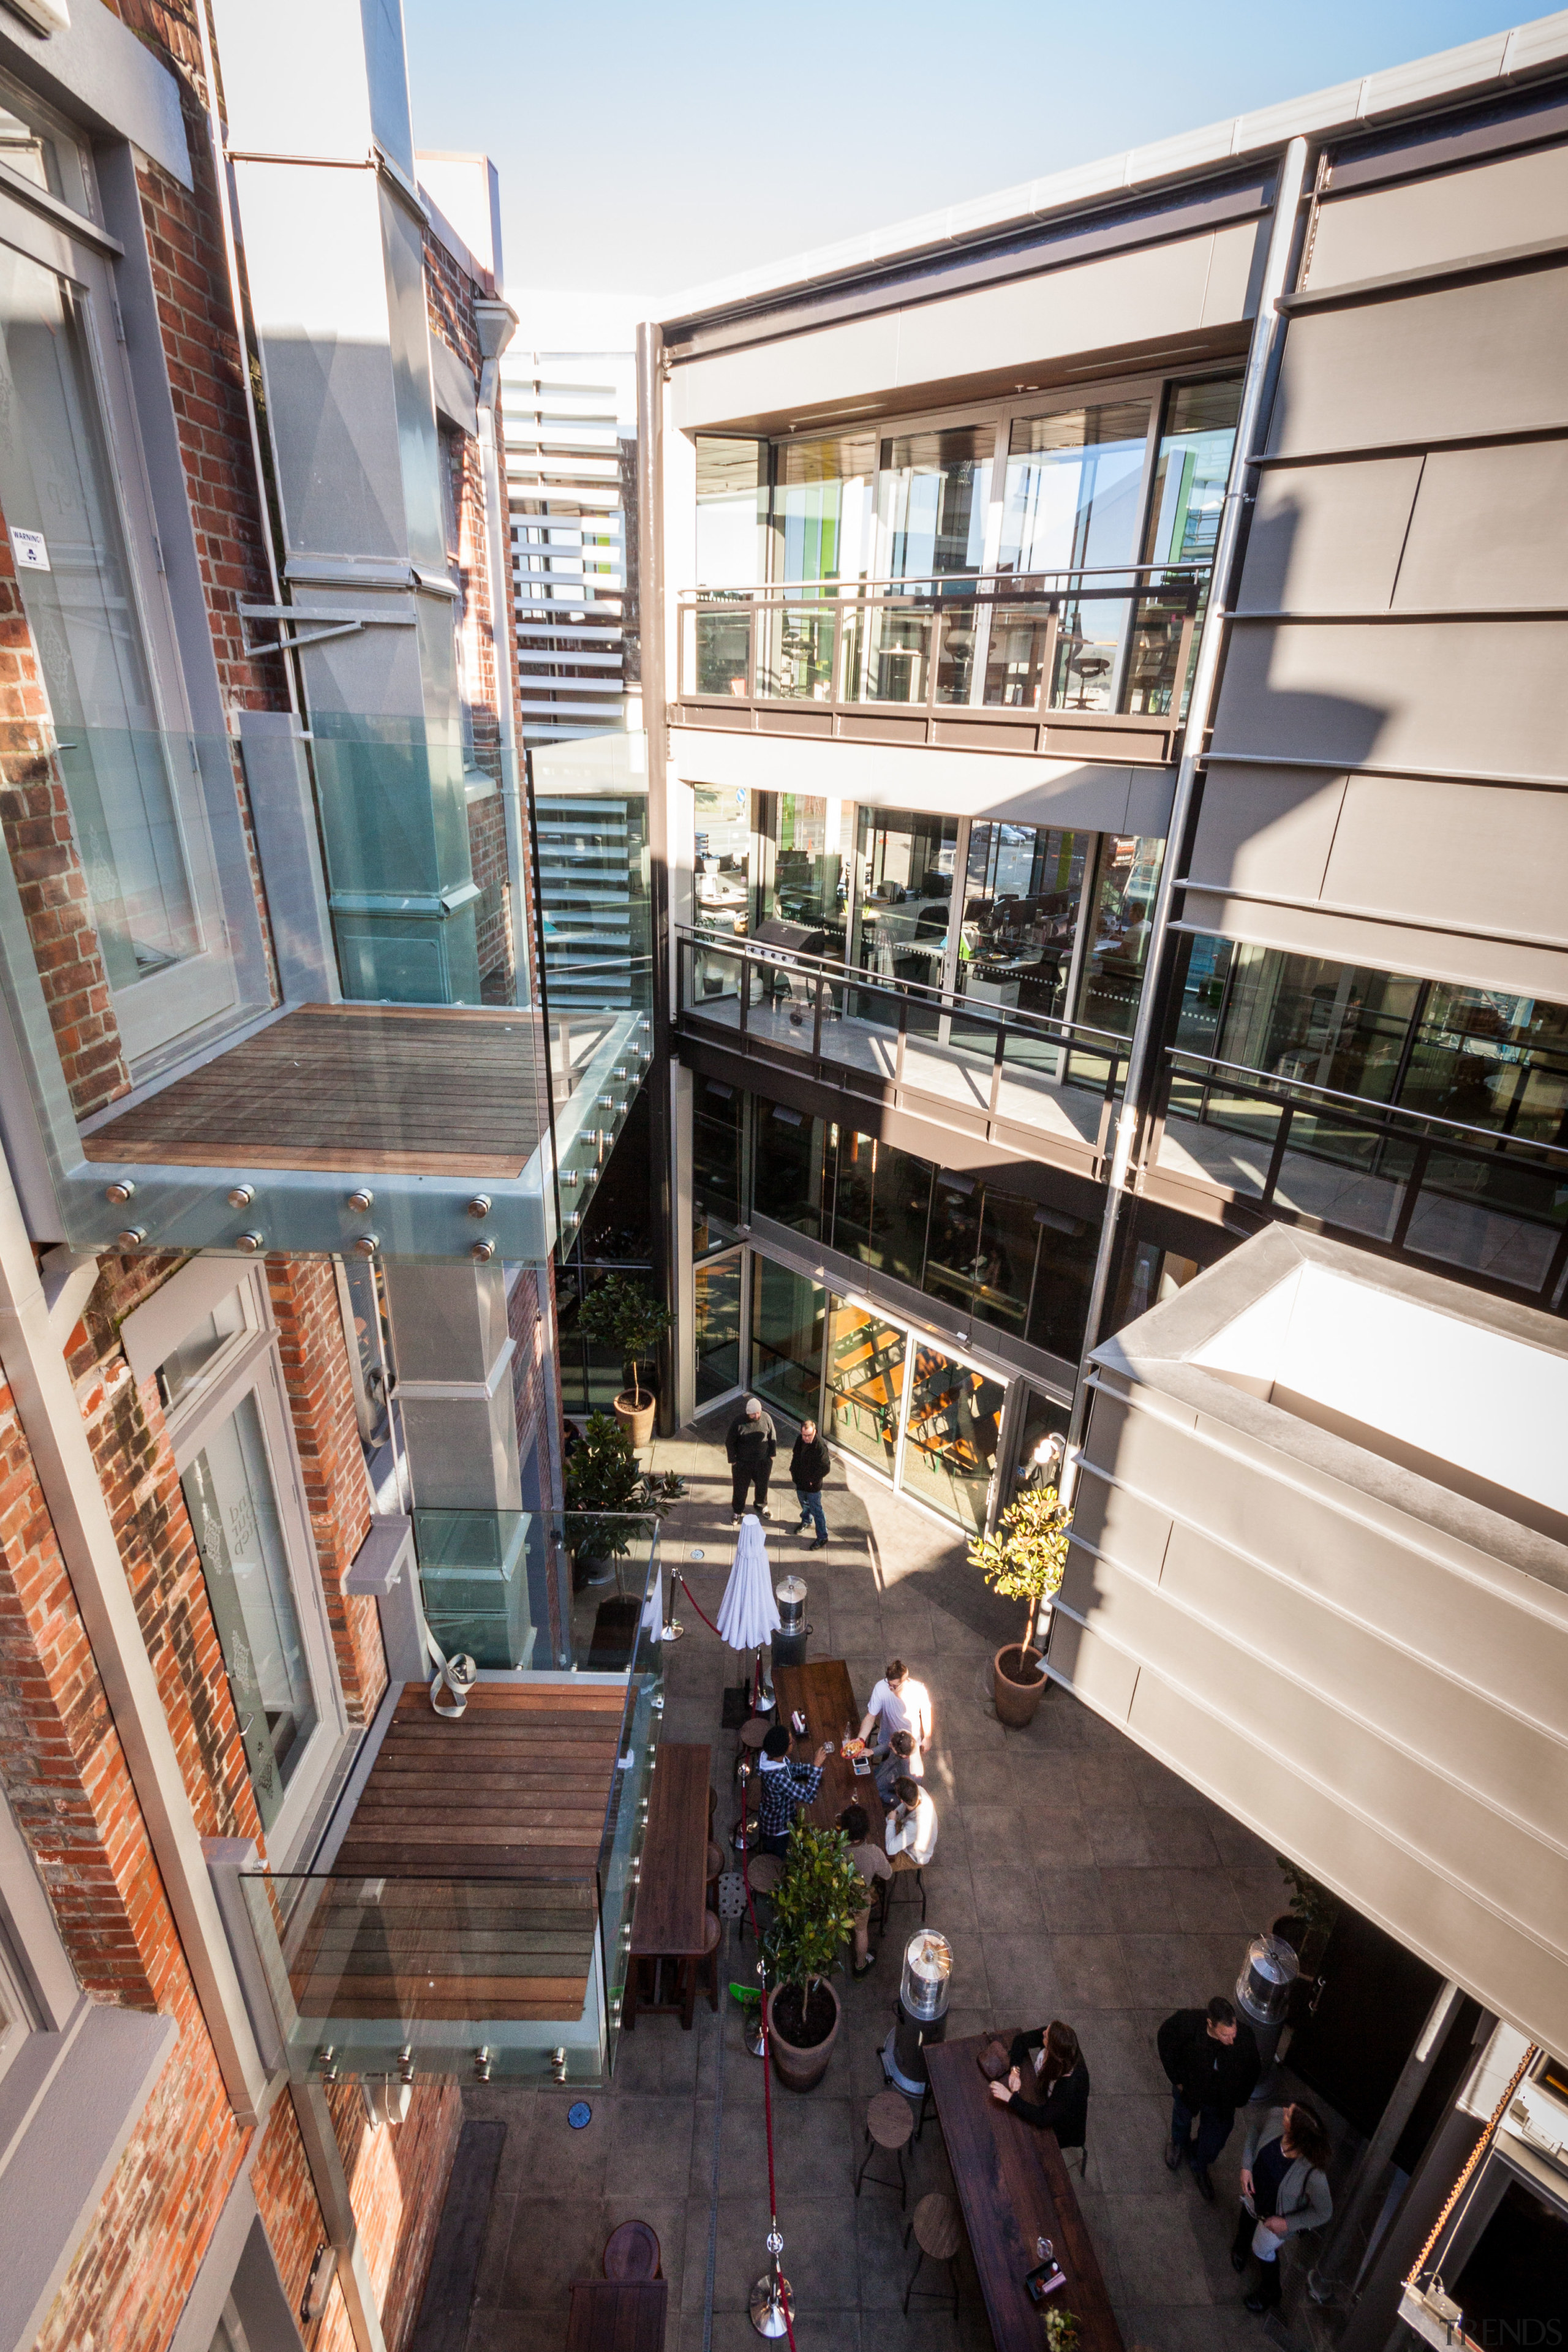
left=1241, top=458, right=1423, bottom=612
left=1321, top=774, right=1568, bottom=950
left=1209, top=619, right=1568, bottom=778
left=1154, top=1513, right=1568, bottom=1851
left=1394, top=440, right=1568, bottom=608
left=1077, top=1559, right=1568, bottom=1962
left=1268, top=266, right=1568, bottom=459
left=1079, top=1393, right=1568, bottom=1730
left=1307, top=144, right=1568, bottom=292
left=1186, top=764, right=1346, bottom=902
left=1046, top=1608, right=1139, bottom=1721
left=1119, top=1654, right=1568, bottom=2052
left=670, top=225, right=1254, bottom=431
left=1065, top=1460, right=1175, bottom=1583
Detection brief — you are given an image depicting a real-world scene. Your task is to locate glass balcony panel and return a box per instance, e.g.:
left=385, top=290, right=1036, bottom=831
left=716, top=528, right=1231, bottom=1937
left=1270, top=1111, right=1409, bottom=1238
left=1120, top=595, right=1191, bottom=715
left=933, top=605, right=978, bottom=704
left=1052, top=597, right=1132, bottom=710
left=1403, top=1145, right=1564, bottom=1293
left=851, top=607, right=933, bottom=704
left=981, top=606, right=1056, bottom=707
left=692, top=606, right=752, bottom=696
left=758, top=605, right=835, bottom=700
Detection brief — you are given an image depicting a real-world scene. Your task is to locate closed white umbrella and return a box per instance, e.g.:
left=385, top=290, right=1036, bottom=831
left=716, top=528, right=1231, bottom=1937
left=716, top=1513, right=780, bottom=1653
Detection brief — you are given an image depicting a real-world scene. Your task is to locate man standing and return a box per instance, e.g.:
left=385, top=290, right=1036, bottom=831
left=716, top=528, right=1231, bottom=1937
left=859, top=1659, right=933, bottom=1781
left=790, top=1418, right=832, bottom=1548
left=726, top=1395, right=777, bottom=1521
left=755, top=1722, right=832, bottom=1856
left=1158, top=1995, right=1261, bottom=2201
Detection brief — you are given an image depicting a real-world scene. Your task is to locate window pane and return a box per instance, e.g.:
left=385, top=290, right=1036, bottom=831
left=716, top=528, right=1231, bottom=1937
left=1024, top=1199, right=1101, bottom=1362
left=696, top=435, right=766, bottom=587
left=901, top=1345, right=1005, bottom=1534
left=0, top=249, right=198, bottom=989
left=182, top=1393, right=317, bottom=1828
left=753, top=1102, right=826, bottom=1240
left=1145, top=379, right=1242, bottom=568
left=923, top=1173, right=982, bottom=1314
left=1076, top=835, right=1163, bottom=1039
left=693, top=785, right=751, bottom=934
left=877, top=427, right=991, bottom=578
left=1000, top=401, right=1150, bottom=575
left=959, top=823, right=1085, bottom=1023
left=750, top=1258, right=825, bottom=1424
left=693, top=1257, right=742, bottom=1403
left=1401, top=985, right=1568, bottom=1144
left=1218, top=946, right=1419, bottom=1098
left=825, top=1297, right=904, bottom=1472
left=854, top=809, right=957, bottom=992
left=758, top=794, right=851, bottom=950
left=826, top=1128, right=932, bottom=1286
left=156, top=1288, right=247, bottom=1412
left=693, top=1077, right=742, bottom=1257
left=772, top=433, right=876, bottom=583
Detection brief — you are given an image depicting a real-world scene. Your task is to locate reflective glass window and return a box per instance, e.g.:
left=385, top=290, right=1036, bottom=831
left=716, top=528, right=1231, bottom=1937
left=696, top=435, right=767, bottom=586
left=824, top=1297, right=904, bottom=1473
left=753, top=1102, right=827, bottom=1240
left=1401, top=986, right=1568, bottom=1145
left=1076, top=835, right=1164, bottom=1039
left=901, top=1343, right=1005, bottom=1534
left=998, top=400, right=1150, bottom=576
left=1145, top=379, right=1242, bottom=569
left=1218, top=946, right=1420, bottom=1099
left=854, top=809, right=958, bottom=991
left=959, top=823, right=1087, bottom=1022
left=756, top=793, right=853, bottom=952
left=751, top=1259, right=825, bottom=1424
left=1023, top=1199, right=1100, bottom=1362
left=693, top=784, right=752, bottom=936
left=876, top=426, right=991, bottom=579
left=694, top=1255, right=743, bottom=1403
left=922, top=1172, right=982, bottom=1313
left=772, top=433, right=876, bottom=583
left=693, top=1077, right=742, bottom=1257
left=825, top=1127, right=933, bottom=1288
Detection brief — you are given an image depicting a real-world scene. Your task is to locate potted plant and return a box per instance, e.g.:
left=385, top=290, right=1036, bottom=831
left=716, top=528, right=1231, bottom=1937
left=576, top=1275, right=674, bottom=1449
left=761, top=1818, right=861, bottom=2092
left=1042, top=2308, right=1080, bottom=2351
left=967, top=1484, right=1071, bottom=1728
left=564, top=1411, right=684, bottom=1586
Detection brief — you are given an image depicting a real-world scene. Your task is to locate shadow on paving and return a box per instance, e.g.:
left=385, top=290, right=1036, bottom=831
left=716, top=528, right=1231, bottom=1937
left=440, top=1427, right=1319, bottom=2352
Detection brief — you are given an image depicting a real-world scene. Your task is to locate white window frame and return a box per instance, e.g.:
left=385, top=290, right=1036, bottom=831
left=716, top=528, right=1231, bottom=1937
left=127, top=1262, right=349, bottom=1869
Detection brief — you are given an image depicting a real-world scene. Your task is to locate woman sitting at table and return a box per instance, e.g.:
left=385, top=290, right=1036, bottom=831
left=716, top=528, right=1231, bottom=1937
left=988, top=2019, right=1090, bottom=2154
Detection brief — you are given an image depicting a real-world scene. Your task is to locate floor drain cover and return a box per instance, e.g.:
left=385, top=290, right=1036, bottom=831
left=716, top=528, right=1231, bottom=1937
left=567, top=2101, right=592, bottom=2129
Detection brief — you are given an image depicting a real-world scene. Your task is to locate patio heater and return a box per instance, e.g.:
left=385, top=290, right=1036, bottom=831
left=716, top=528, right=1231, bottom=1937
left=883, top=1929, right=954, bottom=2094
left=1236, top=1931, right=1300, bottom=2091
left=772, top=1575, right=810, bottom=1669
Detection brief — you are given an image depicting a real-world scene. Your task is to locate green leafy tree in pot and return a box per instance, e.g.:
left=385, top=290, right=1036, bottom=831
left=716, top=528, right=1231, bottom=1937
left=565, top=1411, right=684, bottom=1566
left=762, top=1819, right=862, bottom=2053
left=576, top=1275, right=674, bottom=1412
left=968, top=1485, right=1072, bottom=1716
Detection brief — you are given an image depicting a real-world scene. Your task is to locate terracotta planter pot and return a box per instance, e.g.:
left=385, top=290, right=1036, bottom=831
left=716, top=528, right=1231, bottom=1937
left=767, top=1983, right=841, bottom=2092
left=613, top=1389, right=656, bottom=1449
left=992, top=1643, right=1047, bottom=1728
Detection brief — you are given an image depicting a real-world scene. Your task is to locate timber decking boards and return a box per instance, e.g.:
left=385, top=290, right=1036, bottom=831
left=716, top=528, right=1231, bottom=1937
left=291, top=1682, right=625, bottom=2024
left=81, top=1003, right=548, bottom=1175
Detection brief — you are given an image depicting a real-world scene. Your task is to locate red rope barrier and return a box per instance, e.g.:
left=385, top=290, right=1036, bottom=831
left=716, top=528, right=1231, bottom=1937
left=671, top=1564, right=798, bottom=2350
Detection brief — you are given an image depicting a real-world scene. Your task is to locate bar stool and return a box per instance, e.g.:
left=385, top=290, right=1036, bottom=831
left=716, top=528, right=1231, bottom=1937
left=680, top=1909, right=722, bottom=2027
left=737, top=1850, right=782, bottom=1945
left=603, top=2221, right=662, bottom=2280
left=737, top=1719, right=769, bottom=1775
left=903, top=2193, right=962, bottom=2315
left=886, top=1855, right=927, bottom=1923
left=854, top=2090, right=914, bottom=2208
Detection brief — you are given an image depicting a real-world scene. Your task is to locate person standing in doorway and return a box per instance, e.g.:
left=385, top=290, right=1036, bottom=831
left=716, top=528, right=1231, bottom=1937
left=790, top=1418, right=832, bottom=1548
left=1158, top=1995, right=1261, bottom=2201
left=726, top=1395, right=777, bottom=1521
left=859, top=1659, right=933, bottom=1781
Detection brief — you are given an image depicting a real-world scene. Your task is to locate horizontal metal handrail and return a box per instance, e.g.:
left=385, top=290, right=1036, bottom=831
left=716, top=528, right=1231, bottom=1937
left=685, top=560, right=1211, bottom=600
left=677, top=923, right=1129, bottom=1055
left=1167, top=1046, right=1568, bottom=1164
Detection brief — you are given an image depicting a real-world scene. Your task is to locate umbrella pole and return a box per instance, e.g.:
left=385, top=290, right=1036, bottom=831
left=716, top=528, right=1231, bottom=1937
left=756, top=1644, right=775, bottom=1713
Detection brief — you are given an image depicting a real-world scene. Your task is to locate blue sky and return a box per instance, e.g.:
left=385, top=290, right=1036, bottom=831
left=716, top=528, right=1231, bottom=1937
left=402, top=0, right=1531, bottom=323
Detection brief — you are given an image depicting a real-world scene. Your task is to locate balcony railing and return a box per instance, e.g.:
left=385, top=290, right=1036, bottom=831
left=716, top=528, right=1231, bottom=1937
left=677, top=923, right=1133, bottom=1169
left=1158, top=1050, right=1568, bottom=1306
left=674, top=565, right=1207, bottom=763
left=237, top=1524, right=665, bottom=2086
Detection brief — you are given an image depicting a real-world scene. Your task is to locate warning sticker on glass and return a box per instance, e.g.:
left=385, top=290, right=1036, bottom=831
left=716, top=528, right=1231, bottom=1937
left=10, top=529, right=49, bottom=573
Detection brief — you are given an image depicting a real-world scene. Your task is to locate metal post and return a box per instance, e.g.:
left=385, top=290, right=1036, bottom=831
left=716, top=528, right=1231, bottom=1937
left=1066, top=135, right=1313, bottom=1451
left=636, top=322, right=678, bottom=1437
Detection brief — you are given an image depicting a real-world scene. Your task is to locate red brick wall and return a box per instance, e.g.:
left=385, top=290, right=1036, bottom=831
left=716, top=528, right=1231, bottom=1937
left=266, top=1258, right=386, bottom=1725
left=252, top=2095, right=355, bottom=2352
left=326, top=2079, right=463, bottom=2352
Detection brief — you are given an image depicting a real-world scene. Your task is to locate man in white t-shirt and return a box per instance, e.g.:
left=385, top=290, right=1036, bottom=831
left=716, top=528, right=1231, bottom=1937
left=859, top=1659, right=932, bottom=1784
left=885, top=1777, right=938, bottom=1871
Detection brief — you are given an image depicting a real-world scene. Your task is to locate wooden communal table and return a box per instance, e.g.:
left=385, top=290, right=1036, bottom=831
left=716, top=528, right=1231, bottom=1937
left=926, top=2030, right=1124, bottom=2352
left=566, top=2279, right=668, bottom=2352
left=771, top=1660, right=865, bottom=1829
left=625, top=1743, right=712, bottom=2027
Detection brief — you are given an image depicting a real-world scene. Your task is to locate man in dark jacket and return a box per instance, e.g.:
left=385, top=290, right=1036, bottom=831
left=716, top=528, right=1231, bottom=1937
left=726, top=1396, right=777, bottom=1520
left=790, top=1419, right=832, bottom=1548
left=1158, top=1996, right=1261, bottom=2201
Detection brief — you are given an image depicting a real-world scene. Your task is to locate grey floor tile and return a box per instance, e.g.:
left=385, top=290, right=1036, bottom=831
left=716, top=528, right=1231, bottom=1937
left=1117, top=1933, right=1230, bottom=2013
left=1027, top=1807, right=1096, bottom=1868
left=963, top=1804, right=1041, bottom=1870
left=1076, top=2008, right=1169, bottom=2097
left=979, top=1931, right=1063, bottom=2024
left=1094, top=2187, right=1216, bottom=2307
left=969, top=1864, right=1046, bottom=1935
left=1072, top=1751, right=1146, bottom=1809
left=1084, top=1805, right=1158, bottom=1866
left=1142, top=1807, right=1223, bottom=1868
left=1038, top=1864, right=1112, bottom=1932
left=495, top=2198, right=606, bottom=2312
left=601, top=2094, right=698, bottom=2201
left=1050, top=1930, right=1136, bottom=2009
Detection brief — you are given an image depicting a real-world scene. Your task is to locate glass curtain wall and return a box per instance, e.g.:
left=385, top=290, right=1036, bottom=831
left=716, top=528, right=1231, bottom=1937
left=998, top=399, right=1151, bottom=712
left=876, top=426, right=992, bottom=580
left=900, top=1342, right=1006, bottom=1534
left=750, top=1258, right=825, bottom=1423
left=824, top=1297, right=905, bottom=1473
left=1142, top=378, right=1244, bottom=715
left=694, top=1254, right=744, bottom=1403
left=696, top=435, right=767, bottom=586
left=771, top=432, right=876, bottom=584
left=853, top=809, right=958, bottom=995
left=693, top=783, right=751, bottom=937
left=1076, top=835, right=1164, bottom=1038
left=753, top=793, right=853, bottom=953
left=693, top=1076, right=743, bottom=1258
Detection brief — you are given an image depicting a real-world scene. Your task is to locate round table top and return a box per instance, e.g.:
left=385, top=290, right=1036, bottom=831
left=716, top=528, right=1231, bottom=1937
left=603, top=2219, right=662, bottom=2280
left=867, top=2089, right=915, bottom=2150
left=739, top=1719, right=769, bottom=1751
left=911, top=2192, right=962, bottom=2261
left=744, top=1853, right=783, bottom=1895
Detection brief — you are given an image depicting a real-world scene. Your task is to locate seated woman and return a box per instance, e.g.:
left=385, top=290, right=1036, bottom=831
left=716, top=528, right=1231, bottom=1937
left=987, top=2019, right=1090, bottom=2152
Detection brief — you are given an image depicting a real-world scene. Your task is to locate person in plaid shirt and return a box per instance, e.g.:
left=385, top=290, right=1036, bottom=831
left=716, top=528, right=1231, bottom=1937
left=755, top=1722, right=833, bottom=1855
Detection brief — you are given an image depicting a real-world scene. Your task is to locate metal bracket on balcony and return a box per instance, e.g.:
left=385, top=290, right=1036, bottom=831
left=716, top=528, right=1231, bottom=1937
left=239, top=601, right=420, bottom=653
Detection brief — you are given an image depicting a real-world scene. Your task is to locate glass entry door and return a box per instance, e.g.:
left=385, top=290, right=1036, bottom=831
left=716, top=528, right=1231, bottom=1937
left=824, top=1295, right=905, bottom=1474
left=900, top=1341, right=1006, bottom=1534
left=694, top=1250, right=745, bottom=1406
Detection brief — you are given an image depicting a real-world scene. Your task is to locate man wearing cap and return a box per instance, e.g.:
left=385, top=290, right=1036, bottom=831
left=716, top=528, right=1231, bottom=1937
left=726, top=1395, right=777, bottom=1522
